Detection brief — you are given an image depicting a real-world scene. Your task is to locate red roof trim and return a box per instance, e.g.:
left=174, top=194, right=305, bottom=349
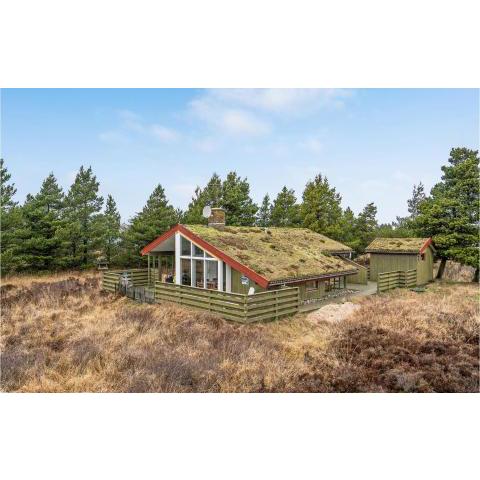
left=140, top=224, right=270, bottom=289
left=419, top=237, right=433, bottom=254
left=140, top=224, right=180, bottom=256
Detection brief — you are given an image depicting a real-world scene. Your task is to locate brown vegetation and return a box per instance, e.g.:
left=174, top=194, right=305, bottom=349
left=1, top=272, right=478, bottom=392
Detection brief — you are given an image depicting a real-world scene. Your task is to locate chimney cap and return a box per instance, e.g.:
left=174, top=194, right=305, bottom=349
left=208, top=207, right=226, bottom=228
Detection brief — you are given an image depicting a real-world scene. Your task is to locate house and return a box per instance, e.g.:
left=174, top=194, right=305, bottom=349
left=365, top=237, right=435, bottom=285
left=141, top=208, right=358, bottom=304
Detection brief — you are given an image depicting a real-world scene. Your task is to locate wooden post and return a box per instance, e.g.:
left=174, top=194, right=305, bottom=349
left=226, top=264, right=232, bottom=293
left=218, top=260, right=223, bottom=291
left=175, top=232, right=181, bottom=285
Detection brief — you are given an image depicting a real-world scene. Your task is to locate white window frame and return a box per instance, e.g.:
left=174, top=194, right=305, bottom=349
left=176, top=233, right=228, bottom=291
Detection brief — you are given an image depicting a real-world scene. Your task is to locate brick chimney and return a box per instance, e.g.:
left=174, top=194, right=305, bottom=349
left=208, top=207, right=226, bottom=228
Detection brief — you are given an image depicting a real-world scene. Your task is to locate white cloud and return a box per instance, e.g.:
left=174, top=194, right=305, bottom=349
left=118, top=109, right=143, bottom=132
left=194, top=137, right=218, bottom=153
left=190, top=97, right=270, bottom=137
left=299, top=137, right=323, bottom=154
left=104, top=110, right=179, bottom=144
left=205, top=88, right=352, bottom=114
left=98, top=130, right=129, bottom=145
left=150, top=124, right=179, bottom=142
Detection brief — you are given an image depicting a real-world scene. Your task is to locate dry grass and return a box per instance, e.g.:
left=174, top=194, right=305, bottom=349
left=1, top=272, right=478, bottom=392
left=366, top=237, right=430, bottom=253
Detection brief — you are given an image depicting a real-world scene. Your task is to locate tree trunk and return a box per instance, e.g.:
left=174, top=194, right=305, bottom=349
left=436, top=258, right=447, bottom=279
left=474, top=267, right=479, bottom=283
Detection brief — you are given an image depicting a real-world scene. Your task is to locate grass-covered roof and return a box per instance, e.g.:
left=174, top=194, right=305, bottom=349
left=185, top=225, right=355, bottom=283
left=365, top=237, right=431, bottom=254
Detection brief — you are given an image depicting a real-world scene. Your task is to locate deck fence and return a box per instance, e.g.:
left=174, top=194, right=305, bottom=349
left=102, top=268, right=149, bottom=293
left=101, top=270, right=300, bottom=322
left=341, top=258, right=368, bottom=284
left=377, top=269, right=417, bottom=293
left=154, top=282, right=300, bottom=323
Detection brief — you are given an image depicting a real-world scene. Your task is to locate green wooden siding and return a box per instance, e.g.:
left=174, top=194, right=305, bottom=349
left=297, top=281, right=326, bottom=301
left=230, top=268, right=265, bottom=294
left=416, top=247, right=434, bottom=285
left=369, top=249, right=434, bottom=285
left=370, top=253, right=417, bottom=281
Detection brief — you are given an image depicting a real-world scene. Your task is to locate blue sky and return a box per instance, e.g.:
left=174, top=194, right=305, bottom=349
left=1, top=88, right=478, bottom=223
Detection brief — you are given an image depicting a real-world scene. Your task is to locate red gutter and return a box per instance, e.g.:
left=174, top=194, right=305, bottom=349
left=419, top=237, right=433, bottom=254
left=140, top=224, right=270, bottom=289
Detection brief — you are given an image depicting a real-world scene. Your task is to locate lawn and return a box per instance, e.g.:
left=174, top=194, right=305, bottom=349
left=1, top=272, right=478, bottom=392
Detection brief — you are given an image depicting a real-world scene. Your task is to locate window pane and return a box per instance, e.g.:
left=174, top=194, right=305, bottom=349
left=193, top=260, right=204, bottom=288
left=181, top=259, right=191, bottom=286
left=205, top=251, right=214, bottom=258
left=222, top=262, right=226, bottom=291
left=206, top=260, right=218, bottom=289
left=181, top=236, right=191, bottom=256
left=193, top=244, right=204, bottom=257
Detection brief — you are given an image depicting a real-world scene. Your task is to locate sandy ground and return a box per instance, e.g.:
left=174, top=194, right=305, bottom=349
left=306, top=302, right=361, bottom=324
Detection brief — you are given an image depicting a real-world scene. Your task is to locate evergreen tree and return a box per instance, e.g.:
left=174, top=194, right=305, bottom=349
left=100, top=194, right=121, bottom=265
left=338, top=206, right=356, bottom=247
left=57, top=166, right=104, bottom=268
left=183, top=173, right=223, bottom=224
left=0, top=159, right=21, bottom=273
left=1, top=158, right=17, bottom=211
left=353, top=202, right=378, bottom=253
left=414, top=148, right=479, bottom=280
left=122, top=184, right=177, bottom=266
left=221, top=172, right=258, bottom=226
left=300, top=174, right=343, bottom=239
left=270, top=186, right=301, bottom=227
left=407, top=182, right=426, bottom=218
left=256, top=194, right=272, bottom=227
left=15, top=174, right=65, bottom=270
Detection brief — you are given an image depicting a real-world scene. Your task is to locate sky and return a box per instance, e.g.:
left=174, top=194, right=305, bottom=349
left=1, top=88, right=478, bottom=224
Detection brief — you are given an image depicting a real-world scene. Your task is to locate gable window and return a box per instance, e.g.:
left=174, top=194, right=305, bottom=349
left=178, top=234, right=219, bottom=290
left=181, top=236, right=191, bottom=256
left=193, top=244, right=204, bottom=257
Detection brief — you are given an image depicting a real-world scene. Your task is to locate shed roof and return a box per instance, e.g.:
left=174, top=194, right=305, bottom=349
left=365, top=237, right=433, bottom=254
left=184, top=225, right=355, bottom=283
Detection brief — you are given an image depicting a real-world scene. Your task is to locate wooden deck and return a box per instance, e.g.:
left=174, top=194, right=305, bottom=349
left=102, top=269, right=300, bottom=323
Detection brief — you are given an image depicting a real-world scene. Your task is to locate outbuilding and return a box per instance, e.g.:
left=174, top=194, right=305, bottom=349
left=365, top=237, right=435, bottom=285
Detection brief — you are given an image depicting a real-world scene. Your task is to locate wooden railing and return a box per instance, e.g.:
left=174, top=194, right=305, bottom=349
left=102, top=268, right=149, bottom=292
left=341, top=258, right=368, bottom=285
left=377, top=269, right=417, bottom=293
left=102, top=270, right=300, bottom=322
left=154, top=282, right=300, bottom=323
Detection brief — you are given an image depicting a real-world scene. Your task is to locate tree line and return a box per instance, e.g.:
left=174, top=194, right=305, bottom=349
left=1, top=147, right=478, bottom=280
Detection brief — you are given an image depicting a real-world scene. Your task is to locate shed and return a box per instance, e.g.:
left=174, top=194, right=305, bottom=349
left=365, top=237, right=435, bottom=285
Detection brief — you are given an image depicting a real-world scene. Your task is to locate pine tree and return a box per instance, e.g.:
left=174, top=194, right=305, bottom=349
left=407, top=182, right=426, bottom=218
left=270, top=187, right=301, bottom=227
left=221, top=172, right=258, bottom=226
left=414, top=148, right=479, bottom=280
left=338, top=206, right=356, bottom=247
left=1, top=158, right=17, bottom=211
left=122, top=184, right=177, bottom=266
left=256, top=194, right=272, bottom=227
left=354, top=202, right=378, bottom=253
left=0, top=159, right=21, bottom=273
left=57, top=166, right=104, bottom=268
left=183, top=173, right=223, bottom=224
left=100, top=194, right=121, bottom=265
left=300, top=174, right=343, bottom=239
left=15, top=173, right=65, bottom=270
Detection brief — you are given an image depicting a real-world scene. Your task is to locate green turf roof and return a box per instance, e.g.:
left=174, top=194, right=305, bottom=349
left=365, top=237, right=431, bottom=254
left=184, top=225, right=355, bottom=283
